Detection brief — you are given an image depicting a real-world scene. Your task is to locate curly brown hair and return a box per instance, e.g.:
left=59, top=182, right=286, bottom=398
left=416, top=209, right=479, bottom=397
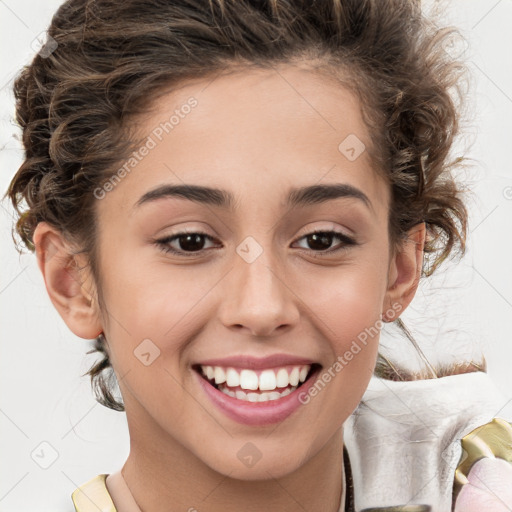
left=5, top=0, right=469, bottom=411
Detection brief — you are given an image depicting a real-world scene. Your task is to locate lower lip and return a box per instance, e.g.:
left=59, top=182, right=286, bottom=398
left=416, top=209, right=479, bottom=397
left=195, top=368, right=320, bottom=426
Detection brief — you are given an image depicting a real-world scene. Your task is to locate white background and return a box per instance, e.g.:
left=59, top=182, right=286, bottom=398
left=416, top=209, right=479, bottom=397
left=1, top=0, right=511, bottom=510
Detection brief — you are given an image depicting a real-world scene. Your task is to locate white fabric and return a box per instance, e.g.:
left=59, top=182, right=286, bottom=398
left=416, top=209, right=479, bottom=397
left=343, top=371, right=507, bottom=511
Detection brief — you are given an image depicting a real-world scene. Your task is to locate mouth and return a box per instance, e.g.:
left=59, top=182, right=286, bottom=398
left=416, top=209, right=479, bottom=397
left=192, top=362, right=322, bottom=403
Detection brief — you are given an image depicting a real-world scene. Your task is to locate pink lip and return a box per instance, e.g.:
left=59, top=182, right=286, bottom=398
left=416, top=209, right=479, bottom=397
left=194, top=365, right=321, bottom=426
left=195, top=353, right=316, bottom=370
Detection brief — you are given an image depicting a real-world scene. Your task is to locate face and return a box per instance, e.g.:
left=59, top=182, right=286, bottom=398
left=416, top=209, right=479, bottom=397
left=38, top=64, right=422, bottom=480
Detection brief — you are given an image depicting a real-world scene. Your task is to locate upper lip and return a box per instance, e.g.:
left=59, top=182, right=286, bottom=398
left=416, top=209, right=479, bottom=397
left=194, top=353, right=319, bottom=370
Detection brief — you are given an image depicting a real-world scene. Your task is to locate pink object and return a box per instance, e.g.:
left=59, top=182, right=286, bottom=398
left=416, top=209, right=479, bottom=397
left=454, top=457, right=512, bottom=511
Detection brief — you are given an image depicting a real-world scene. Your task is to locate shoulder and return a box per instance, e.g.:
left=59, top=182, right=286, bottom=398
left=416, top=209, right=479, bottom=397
left=71, top=474, right=117, bottom=512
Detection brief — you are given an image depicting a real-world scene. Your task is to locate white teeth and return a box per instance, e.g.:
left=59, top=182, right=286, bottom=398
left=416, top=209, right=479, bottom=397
left=205, top=366, right=215, bottom=380
left=214, top=367, right=226, bottom=384
left=223, top=388, right=236, bottom=398
left=239, top=369, right=259, bottom=390
left=259, top=369, right=277, bottom=391
left=276, top=368, right=290, bottom=388
left=235, top=390, right=247, bottom=400
left=289, top=367, right=300, bottom=386
left=200, top=364, right=313, bottom=392
left=218, top=384, right=298, bottom=402
left=226, top=368, right=240, bottom=387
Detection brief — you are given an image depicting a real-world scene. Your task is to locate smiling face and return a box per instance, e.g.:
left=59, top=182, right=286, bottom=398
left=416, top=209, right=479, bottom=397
left=35, top=64, right=424, bottom=481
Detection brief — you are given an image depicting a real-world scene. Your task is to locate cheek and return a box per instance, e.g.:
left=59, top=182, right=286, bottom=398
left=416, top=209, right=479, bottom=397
left=100, top=246, right=212, bottom=341
left=98, top=256, right=230, bottom=421
left=305, top=255, right=387, bottom=343
left=100, top=263, right=198, bottom=423
left=332, top=284, right=384, bottom=358
left=299, top=258, right=386, bottom=403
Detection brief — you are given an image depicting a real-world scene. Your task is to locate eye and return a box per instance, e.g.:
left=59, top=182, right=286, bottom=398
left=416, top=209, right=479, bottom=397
left=155, top=228, right=357, bottom=258
left=155, top=231, right=219, bottom=257
left=292, top=229, right=357, bottom=255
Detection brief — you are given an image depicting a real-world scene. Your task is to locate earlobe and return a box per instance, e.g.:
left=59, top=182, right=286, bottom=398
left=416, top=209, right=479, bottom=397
left=33, top=222, right=102, bottom=339
left=382, top=222, right=426, bottom=322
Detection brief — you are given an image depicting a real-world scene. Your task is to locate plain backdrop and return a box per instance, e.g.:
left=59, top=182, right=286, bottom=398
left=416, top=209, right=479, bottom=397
left=1, top=0, right=511, bottom=510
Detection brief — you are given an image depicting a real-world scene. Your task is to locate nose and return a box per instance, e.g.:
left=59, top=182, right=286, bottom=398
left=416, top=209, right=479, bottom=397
left=218, top=247, right=300, bottom=338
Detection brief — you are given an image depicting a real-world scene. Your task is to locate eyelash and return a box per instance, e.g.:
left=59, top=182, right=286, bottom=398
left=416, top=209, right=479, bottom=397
left=155, top=229, right=357, bottom=258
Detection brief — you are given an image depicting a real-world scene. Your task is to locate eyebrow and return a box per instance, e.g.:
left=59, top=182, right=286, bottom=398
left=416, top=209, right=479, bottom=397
left=134, top=183, right=372, bottom=212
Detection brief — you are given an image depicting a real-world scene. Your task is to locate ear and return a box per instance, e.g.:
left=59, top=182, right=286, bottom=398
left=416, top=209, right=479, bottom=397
left=33, top=222, right=102, bottom=339
left=382, top=222, right=426, bottom=322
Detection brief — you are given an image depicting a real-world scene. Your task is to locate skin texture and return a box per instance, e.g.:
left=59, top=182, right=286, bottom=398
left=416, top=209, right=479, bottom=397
left=33, top=65, right=426, bottom=512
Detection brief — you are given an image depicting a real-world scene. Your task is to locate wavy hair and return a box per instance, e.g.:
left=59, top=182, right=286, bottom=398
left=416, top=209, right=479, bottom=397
left=6, top=0, right=470, bottom=410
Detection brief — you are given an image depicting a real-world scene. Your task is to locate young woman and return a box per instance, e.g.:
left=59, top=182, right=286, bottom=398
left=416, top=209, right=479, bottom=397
left=6, top=0, right=512, bottom=510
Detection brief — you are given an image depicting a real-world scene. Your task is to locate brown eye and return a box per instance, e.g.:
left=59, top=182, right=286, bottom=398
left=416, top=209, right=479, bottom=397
left=156, top=231, right=218, bottom=256
left=293, top=230, right=357, bottom=254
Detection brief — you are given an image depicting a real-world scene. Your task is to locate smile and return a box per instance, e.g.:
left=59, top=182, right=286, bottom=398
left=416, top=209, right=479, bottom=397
left=198, top=364, right=313, bottom=402
left=192, top=356, right=322, bottom=425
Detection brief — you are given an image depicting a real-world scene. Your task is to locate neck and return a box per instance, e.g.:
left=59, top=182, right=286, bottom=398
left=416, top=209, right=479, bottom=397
left=121, top=419, right=346, bottom=512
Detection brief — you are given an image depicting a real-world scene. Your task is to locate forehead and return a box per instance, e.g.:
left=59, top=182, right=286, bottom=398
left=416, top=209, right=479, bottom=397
left=99, top=64, right=389, bottom=218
